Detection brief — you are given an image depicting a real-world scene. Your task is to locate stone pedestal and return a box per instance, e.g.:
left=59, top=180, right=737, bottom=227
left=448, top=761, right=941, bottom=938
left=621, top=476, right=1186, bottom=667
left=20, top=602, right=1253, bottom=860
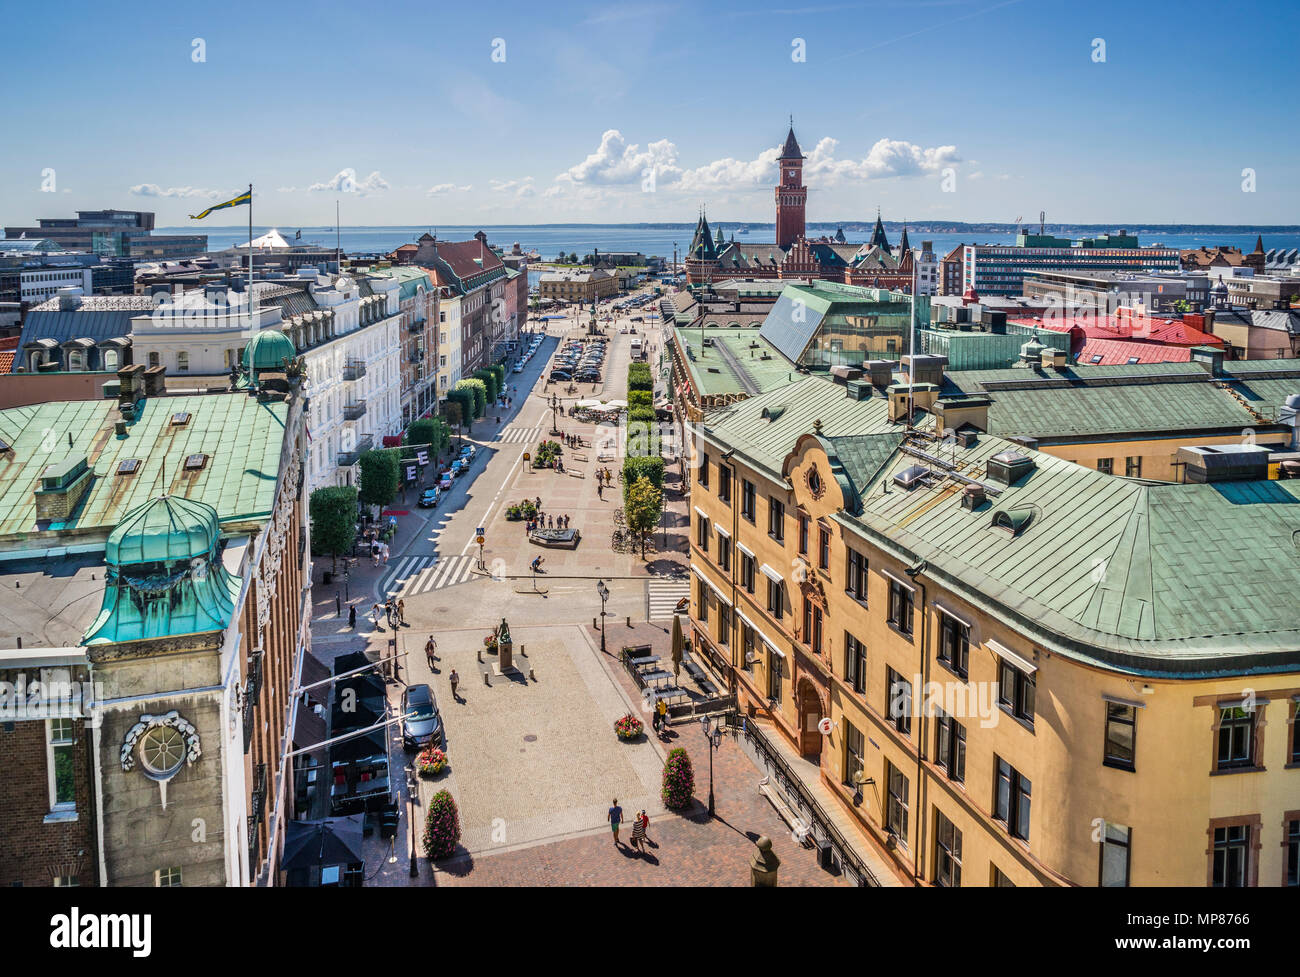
left=499, top=639, right=513, bottom=672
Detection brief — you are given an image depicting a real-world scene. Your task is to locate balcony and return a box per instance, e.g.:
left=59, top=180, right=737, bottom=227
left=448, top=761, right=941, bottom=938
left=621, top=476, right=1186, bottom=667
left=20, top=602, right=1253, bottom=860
left=408, top=348, right=424, bottom=364
left=342, top=359, right=367, bottom=381
left=343, top=399, right=367, bottom=422
left=337, top=433, right=374, bottom=467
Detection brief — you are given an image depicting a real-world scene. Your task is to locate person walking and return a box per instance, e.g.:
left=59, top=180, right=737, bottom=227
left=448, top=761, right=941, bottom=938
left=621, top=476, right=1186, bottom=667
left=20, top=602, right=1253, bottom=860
left=425, top=635, right=437, bottom=668
left=348, top=604, right=357, bottom=630
left=630, top=809, right=647, bottom=852
left=608, top=798, right=623, bottom=846
left=335, top=592, right=342, bottom=617
left=449, top=667, right=460, bottom=702
left=371, top=603, right=382, bottom=628
left=655, top=697, right=667, bottom=733
left=397, top=598, right=406, bottom=626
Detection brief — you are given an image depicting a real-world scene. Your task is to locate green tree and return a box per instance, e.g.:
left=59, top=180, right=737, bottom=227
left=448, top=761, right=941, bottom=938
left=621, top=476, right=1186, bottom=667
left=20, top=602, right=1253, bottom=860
left=1173, top=298, right=1192, bottom=314
left=358, top=448, right=400, bottom=511
left=445, top=391, right=470, bottom=433
left=472, top=368, right=499, bottom=403
left=309, top=485, right=357, bottom=570
left=456, top=377, right=487, bottom=420
left=622, top=455, right=665, bottom=502
left=628, top=389, right=653, bottom=410
left=624, top=475, right=663, bottom=559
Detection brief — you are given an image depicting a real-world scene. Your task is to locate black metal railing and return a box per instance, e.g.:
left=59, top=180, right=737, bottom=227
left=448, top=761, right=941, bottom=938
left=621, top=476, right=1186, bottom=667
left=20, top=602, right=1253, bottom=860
left=343, top=400, right=367, bottom=421
left=247, top=762, right=267, bottom=877
left=242, top=650, right=264, bottom=754
left=342, top=360, right=367, bottom=381
left=727, top=713, right=881, bottom=887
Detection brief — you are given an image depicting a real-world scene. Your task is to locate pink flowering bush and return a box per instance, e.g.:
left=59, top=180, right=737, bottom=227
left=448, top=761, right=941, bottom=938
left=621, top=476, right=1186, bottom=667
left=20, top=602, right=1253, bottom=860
left=422, top=789, right=461, bottom=860
left=661, top=747, right=695, bottom=810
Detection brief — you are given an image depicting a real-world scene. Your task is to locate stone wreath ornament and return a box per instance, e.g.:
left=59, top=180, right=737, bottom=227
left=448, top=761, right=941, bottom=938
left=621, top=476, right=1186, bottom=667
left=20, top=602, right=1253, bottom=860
left=120, top=710, right=202, bottom=776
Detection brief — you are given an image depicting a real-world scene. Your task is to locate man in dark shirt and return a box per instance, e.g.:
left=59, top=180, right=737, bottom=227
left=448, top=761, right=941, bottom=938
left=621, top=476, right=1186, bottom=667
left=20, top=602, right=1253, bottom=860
left=608, top=798, right=623, bottom=846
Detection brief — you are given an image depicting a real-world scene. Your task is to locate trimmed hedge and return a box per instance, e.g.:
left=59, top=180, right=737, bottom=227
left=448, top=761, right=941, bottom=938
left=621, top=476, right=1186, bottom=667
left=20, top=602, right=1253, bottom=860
left=627, top=390, right=652, bottom=409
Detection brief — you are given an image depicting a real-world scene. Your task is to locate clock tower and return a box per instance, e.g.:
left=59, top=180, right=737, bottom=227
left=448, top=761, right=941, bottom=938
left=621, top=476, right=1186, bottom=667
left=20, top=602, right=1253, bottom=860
left=775, top=122, right=807, bottom=249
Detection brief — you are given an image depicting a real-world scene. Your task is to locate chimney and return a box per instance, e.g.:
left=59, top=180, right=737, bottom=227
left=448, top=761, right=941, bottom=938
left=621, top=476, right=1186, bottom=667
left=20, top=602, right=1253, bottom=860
left=902, top=353, right=947, bottom=387
left=142, top=364, right=167, bottom=397
left=1190, top=346, right=1224, bottom=377
left=864, top=359, right=894, bottom=388
left=960, top=483, right=986, bottom=509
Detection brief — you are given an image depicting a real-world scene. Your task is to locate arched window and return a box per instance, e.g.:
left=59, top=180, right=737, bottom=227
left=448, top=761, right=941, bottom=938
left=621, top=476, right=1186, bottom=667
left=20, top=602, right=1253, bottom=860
left=102, top=349, right=119, bottom=372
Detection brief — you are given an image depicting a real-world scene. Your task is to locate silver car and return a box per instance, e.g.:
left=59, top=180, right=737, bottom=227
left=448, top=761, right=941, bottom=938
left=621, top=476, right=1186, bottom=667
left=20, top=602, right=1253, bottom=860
left=401, top=684, right=443, bottom=749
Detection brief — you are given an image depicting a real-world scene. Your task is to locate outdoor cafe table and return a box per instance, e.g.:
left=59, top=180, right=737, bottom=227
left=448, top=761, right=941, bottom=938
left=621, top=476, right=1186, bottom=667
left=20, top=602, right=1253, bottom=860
left=650, top=686, right=687, bottom=702
left=628, top=655, right=661, bottom=668
left=641, top=669, right=672, bottom=686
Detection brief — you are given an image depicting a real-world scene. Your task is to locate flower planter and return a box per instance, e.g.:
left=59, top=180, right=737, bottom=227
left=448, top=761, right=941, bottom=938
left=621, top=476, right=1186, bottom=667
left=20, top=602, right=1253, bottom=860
left=614, top=713, right=644, bottom=741
left=416, top=746, right=448, bottom=777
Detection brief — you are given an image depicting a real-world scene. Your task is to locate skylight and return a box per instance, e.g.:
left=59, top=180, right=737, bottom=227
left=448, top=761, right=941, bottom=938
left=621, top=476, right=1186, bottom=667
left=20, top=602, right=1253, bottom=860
left=171, top=412, right=191, bottom=426
left=183, top=453, right=207, bottom=471
left=117, top=458, right=140, bottom=475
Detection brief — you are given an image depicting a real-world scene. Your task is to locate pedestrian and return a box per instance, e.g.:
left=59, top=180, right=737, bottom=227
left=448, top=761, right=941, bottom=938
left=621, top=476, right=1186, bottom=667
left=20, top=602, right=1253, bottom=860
left=638, top=810, right=652, bottom=847
left=608, top=798, right=623, bottom=846
left=335, top=592, right=342, bottom=617
left=371, top=603, right=381, bottom=627
left=631, top=810, right=647, bottom=851
left=425, top=635, right=437, bottom=667
left=348, top=604, right=357, bottom=630
left=656, top=697, right=667, bottom=732
left=397, top=598, right=406, bottom=626
left=449, top=667, right=460, bottom=702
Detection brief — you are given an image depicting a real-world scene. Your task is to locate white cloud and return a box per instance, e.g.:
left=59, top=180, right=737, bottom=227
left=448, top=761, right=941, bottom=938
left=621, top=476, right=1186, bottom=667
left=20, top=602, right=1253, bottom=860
left=490, top=177, right=535, bottom=199
left=129, top=183, right=223, bottom=199
left=805, top=137, right=960, bottom=184
left=286, top=169, right=390, bottom=194
left=968, top=171, right=984, bottom=180
left=556, top=129, right=681, bottom=186
left=427, top=183, right=473, bottom=196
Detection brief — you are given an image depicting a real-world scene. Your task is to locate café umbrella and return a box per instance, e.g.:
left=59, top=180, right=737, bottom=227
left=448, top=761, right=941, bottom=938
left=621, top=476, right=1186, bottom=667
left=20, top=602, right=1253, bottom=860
left=671, top=614, right=684, bottom=680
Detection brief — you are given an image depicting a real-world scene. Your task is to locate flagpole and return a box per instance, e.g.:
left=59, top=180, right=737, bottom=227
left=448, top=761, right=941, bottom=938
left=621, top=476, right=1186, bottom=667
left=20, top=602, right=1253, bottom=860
left=247, top=182, right=256, bottom=340
left=906, top=248, right=916, bottom=433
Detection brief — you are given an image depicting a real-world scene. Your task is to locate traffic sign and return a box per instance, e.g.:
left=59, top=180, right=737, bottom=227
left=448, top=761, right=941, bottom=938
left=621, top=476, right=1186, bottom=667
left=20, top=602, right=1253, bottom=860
left=818, top=717, right=833, bottom=736
left=477, top=526, right=485, bottom=536
left=476, top=535, right=485, bottom=545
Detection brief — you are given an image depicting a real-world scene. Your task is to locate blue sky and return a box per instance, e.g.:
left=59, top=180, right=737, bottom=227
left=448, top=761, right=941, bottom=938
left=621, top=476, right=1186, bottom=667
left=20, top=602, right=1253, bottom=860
left=3, top=0, right=1296, bottom=228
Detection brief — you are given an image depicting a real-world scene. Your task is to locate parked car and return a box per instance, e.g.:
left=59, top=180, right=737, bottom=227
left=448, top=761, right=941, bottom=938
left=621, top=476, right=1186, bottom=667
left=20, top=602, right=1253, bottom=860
left=450, top=459, right=464, bottom=476
left=460, top=444, right=476, bottom=461
left=418, top=487, right=440, bottom=508
left=576, top=370, right=602, bottom=383
left=550, top=369, right=573, bottom=381
left=439, top=472, right=453, bottom=490
left=401, top=684, right=443, bottom=750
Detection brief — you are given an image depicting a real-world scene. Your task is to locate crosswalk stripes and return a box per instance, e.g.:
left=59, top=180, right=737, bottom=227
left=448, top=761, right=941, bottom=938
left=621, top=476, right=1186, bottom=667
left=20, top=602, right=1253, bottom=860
left=498, top=425, right=541, bottom=444
left=377, top=554, right=478, bottom=598
left=647, top=577, right=690, bottom=621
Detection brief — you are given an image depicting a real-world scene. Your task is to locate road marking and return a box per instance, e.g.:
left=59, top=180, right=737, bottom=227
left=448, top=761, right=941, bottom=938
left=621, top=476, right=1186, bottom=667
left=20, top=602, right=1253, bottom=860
left=646, top=578, right=690, bottom=621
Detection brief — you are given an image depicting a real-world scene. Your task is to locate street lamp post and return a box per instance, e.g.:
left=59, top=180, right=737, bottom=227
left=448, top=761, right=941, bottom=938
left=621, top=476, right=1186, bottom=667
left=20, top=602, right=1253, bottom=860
left=596, top=579, right=609, bottom=654
left=700, top=715, right=722, bottom=817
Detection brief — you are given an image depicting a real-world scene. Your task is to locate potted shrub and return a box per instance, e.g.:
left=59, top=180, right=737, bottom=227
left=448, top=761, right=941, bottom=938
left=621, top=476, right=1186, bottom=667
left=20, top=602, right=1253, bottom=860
left=484, top=632, right=498, bottom=653
left=661, top=747, right=695, bottom=810
left=416, top=746, right=447, bottom=776
left=422, top=789, right=461, bottom=860
left=614, top=713, right=644, bottom=741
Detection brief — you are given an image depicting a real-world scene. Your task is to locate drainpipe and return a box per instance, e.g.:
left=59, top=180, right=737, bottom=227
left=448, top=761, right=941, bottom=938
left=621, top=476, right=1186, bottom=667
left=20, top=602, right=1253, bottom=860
left=905, top=559, right=929, bottom=886
left=722, top=449, right=739, bottom=688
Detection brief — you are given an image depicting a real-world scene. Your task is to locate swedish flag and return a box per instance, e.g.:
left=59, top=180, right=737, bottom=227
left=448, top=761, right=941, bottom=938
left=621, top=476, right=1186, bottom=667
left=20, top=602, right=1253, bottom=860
left=189, top=189, right=252, bottom=221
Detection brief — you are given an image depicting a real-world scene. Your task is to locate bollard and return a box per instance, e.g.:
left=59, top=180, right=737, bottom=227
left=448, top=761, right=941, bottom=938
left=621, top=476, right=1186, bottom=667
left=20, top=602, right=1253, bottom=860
left=529, top=667, right=536, bottom=681
left=484, top=672, right=491, bottom=687
left=477, top=648, right=482, bottom=663
left=593, top=617, right=597, bottom=629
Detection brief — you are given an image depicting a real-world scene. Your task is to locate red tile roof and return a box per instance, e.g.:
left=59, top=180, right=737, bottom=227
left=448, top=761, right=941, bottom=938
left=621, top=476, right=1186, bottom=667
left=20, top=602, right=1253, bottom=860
left=1077, top=339, right=1193, bottom=366
left=425, top=240, right=505, bottom=283
left=0, top=351, right=14, bottom=374
left=1008, top=312, right=1225, bottom=348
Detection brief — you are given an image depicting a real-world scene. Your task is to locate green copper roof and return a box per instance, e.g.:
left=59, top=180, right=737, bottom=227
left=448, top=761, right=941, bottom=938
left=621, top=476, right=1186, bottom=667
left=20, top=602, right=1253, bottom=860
left=0, top=394, right=287, bottom=540
left=105, top=494, right=221, bottom=566
left=242, top=329, right=296, bottom=370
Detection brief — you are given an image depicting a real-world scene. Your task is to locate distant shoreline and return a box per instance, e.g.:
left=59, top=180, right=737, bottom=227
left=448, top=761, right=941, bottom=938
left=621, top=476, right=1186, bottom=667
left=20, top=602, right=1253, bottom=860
left=157, top=222, right=1300, bottom=235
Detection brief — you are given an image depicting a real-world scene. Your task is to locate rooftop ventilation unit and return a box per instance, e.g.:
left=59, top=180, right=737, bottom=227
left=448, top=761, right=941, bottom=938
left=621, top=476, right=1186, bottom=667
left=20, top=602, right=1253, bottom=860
left=894, top=464, right=930, bottom=490
left=961, top=483, right=986, bottom=509
left=845, top=379, right=873, bottom=401
left=987, top=450, right=1035, bottom=486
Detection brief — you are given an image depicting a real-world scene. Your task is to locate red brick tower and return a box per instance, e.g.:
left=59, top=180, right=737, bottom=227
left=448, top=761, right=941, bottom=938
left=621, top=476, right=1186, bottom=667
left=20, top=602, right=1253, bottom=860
left=775, top=122, right=807, bottom=249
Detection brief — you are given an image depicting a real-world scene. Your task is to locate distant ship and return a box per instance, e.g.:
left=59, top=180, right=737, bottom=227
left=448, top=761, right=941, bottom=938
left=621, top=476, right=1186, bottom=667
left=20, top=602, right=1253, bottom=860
left=736, top=227, right=749, bottom=236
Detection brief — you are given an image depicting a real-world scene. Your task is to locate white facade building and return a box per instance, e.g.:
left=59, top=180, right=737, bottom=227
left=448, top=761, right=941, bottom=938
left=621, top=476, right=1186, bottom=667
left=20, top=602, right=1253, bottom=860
left=20, top=265, right=94, bottom=304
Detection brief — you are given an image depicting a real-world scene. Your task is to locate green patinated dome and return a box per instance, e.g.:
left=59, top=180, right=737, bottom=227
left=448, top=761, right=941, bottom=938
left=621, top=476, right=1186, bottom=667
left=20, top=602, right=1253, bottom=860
left=241, top=329, right=296, bottom=371
left=106, top=495, right=221, bottom=566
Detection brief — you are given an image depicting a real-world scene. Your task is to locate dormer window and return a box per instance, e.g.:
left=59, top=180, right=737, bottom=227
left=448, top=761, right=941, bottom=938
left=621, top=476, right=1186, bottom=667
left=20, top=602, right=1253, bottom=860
left=184, top=453, right=207, bottom=471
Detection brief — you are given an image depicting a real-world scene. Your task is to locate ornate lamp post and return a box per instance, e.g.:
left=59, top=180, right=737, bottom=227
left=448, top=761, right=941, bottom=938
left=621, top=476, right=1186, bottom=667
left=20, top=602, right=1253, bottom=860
left=700, top=714, right=723, bottom=817
left=596, top=579, right=609, bottom=654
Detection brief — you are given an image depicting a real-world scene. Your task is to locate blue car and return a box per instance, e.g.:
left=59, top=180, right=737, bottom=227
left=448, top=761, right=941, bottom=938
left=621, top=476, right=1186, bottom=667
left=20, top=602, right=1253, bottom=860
left=419, top=488, right=439, bottom=508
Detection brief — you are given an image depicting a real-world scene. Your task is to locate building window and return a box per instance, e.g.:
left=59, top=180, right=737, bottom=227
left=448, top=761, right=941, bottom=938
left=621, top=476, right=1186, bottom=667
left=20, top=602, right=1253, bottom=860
left=846, top=547, right=868, bottom=603
left=991, top=866, right=1016, bottom=887
left=935, top=708, right=966, bottom=783
left=994, top=757, right=1031, bottom=842
left=148, top=351, right=160, bottom=368
left=696, top=577, right=708, bottom=624
left=741, top=624, right=757, bottom=672
left=768, top=498, right=785, bottom=541
left=1099, top=822, right=1131, bottom=887
left=696, top=516, right=709, bottom=553
left=1096, top=458, right=1113, bottom=474
left=886, top=762, right=909, bottom=844
left=997, top=659, right=1035, bottom=726
left=740, top=552, right=755, bottom=593
left=844, top=632, right=867, bottom=694
left=741, top=479, right=756, bottom=522
left=1216, top=706, right=1256, bottom=770
left=843, top=721, right=865, bottom=786
left=937, top=612, right=969, bottom=679
left=46, top=718, right=76, bottom=813
left=934, top=810, right=962, bottom=887
left=1125, top=456, right=1142, bottom=478
left=698, top=455, right=709, bottom=490
left=718, top=463, right=732, bottom=505
left=1103, top=702, right=1137, bottom=771
left=1212, top=825, right=1251, bottom=887
left=717, top=532, right=731, bottom=572
left=766, top=577, right=783, bottom=620
left=886, top=667, right=912, bottom=735
left=176, top=351, right=189, bottom=372
left=818, top=525, right=830, bottom=570
left=52, top=875, right=79, bottom=887
left=797, top=513, right=809, bottom=555
left=767, top=650, right=782, bottom=702
left=1286, top=819, right=1299, bottom=887
left=717, top=603, right=730, bottom=646
left=887, top=578, right=913, bottom=636
left=156, top=867, right=183, bottom=887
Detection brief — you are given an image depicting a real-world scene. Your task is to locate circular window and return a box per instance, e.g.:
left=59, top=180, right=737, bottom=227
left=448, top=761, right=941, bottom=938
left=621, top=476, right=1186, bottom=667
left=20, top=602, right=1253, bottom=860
left=806, top=466, right=825, bottom=500
left=139, top=726, right=187, bottom=781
